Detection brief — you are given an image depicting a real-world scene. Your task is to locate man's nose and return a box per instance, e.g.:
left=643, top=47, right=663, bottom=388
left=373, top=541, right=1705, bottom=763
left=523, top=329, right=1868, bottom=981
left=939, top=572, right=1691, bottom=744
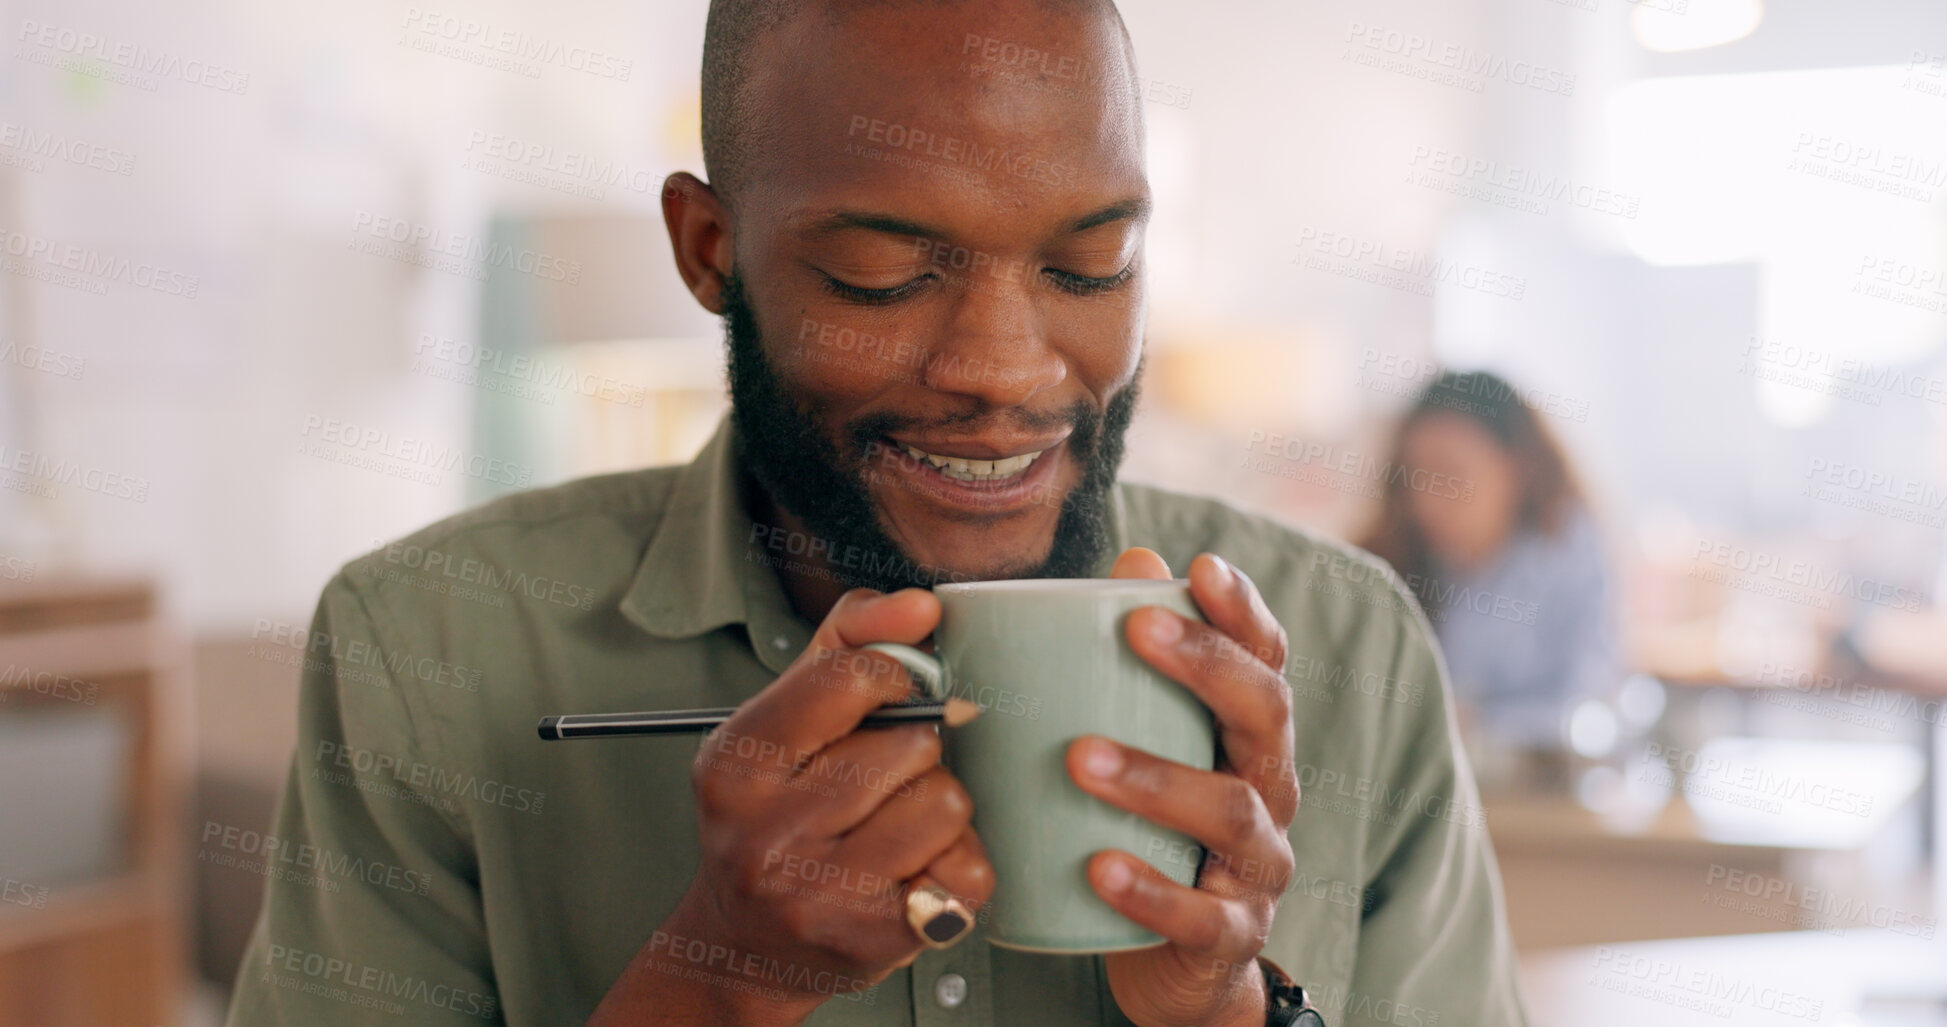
left=921, top=271, right=1067, bottom=407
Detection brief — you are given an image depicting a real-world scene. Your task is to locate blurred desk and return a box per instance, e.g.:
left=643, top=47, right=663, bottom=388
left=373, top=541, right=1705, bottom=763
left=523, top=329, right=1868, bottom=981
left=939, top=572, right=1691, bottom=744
left=1630, top=613, right=1835, bottom=691
left=1494, top=797, right=1833, bottom=950
left=1522, top=929, right=1947, bottom=1027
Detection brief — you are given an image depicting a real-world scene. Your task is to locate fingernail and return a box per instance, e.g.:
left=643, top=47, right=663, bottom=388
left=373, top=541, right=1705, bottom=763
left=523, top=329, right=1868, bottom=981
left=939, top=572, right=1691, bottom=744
left=1214, top=554, right=1247, bottom=591
left=1146, top=609, right=1183, bottom=645
left=1208, top=553, right=1232, bottom=579
left=1100, top=858, right=1133, bottom=893
left=1084, top=739, right=1124, bottom=779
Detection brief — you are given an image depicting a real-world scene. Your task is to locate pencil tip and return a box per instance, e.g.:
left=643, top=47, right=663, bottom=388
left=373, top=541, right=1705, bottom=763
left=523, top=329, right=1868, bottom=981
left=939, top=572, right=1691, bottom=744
left=942, top=697, right=981, bottom=727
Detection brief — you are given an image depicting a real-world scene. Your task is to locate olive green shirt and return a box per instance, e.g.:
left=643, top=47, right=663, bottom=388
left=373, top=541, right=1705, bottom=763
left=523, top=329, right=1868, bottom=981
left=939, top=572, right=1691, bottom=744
left=226, top=416, right=1529, bottom=1027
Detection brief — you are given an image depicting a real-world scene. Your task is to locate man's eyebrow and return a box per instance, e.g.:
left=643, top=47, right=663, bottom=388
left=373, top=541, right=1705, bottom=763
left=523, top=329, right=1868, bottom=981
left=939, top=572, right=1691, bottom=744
left=1066, top=197, right=1151, bottom=234
left=799, top=197, right=1152, bottom=241
left=804, top=211, right=947, bottom=240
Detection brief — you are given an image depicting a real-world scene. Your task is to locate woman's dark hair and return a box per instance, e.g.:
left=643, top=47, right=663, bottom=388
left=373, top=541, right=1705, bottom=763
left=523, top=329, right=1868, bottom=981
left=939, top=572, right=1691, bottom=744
left=1360, top=369, right=1586, bottom=589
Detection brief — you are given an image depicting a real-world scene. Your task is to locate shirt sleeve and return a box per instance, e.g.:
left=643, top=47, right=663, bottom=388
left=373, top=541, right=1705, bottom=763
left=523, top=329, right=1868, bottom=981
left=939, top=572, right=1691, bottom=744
left=224, top=571, right=504, bottom=1026
left=1342, top=604, right=1531, bottom=1027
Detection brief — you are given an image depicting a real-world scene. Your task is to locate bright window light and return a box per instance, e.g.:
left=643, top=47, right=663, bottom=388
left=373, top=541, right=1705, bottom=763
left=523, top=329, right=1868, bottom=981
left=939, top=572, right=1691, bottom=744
left=1631, top=0, right=1763, bottom=53
left=1604, top=66, right=1947, bottom=427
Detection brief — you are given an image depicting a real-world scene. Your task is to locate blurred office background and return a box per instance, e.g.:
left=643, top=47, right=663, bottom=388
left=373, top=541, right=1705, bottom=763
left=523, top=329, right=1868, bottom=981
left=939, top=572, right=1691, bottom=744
left=2, top=0, right=1945, bottom=1023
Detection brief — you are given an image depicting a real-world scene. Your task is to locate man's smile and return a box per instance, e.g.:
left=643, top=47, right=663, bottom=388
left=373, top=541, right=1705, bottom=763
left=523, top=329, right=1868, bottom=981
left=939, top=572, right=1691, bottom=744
left=869, top=434, right=1071, bottom=515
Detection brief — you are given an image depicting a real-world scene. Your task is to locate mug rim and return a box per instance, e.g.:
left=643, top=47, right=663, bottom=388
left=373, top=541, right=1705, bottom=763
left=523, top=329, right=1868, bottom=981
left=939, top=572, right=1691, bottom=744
left=936, top=577, right=1189, bottom=594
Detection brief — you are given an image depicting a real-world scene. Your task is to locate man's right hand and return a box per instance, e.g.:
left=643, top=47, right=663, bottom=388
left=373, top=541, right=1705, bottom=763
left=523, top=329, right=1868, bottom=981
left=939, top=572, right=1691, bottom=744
left=589, top=588, right=995, bottom=1026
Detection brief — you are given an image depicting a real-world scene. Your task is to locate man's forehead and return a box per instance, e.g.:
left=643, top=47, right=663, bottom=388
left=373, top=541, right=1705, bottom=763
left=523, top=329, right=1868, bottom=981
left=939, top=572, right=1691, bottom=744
left=736, top=0, right=1146, bottom=225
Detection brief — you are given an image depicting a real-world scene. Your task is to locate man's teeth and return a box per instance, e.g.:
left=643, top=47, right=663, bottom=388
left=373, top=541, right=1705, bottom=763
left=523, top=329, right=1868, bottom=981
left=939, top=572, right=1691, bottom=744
left=900, top=443, right=1045, bottom=482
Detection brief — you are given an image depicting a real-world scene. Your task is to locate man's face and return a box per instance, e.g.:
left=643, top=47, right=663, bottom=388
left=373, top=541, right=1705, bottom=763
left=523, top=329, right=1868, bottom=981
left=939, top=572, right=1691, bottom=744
left=715, top=2, right=1150, bottom=590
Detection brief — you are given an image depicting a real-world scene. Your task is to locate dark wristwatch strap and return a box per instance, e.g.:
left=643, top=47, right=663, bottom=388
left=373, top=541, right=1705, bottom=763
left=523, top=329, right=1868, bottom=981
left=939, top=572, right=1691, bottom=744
left=1257, top=956, right=1326, bottom=1027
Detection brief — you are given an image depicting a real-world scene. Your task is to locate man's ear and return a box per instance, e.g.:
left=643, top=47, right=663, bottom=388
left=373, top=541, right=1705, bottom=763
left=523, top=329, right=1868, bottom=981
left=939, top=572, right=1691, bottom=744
left=661, top=171, right=734, bottom=314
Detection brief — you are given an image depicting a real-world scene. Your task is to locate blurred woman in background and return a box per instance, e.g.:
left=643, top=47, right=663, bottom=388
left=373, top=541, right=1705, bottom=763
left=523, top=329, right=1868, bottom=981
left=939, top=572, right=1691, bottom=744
left=1362, top=370, right=1621, bottom=789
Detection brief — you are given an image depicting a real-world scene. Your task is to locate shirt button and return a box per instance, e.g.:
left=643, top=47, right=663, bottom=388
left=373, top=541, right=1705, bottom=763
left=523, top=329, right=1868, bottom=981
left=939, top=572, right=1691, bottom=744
left=772, top=635, right=790, bottom=650
left=933, top=972, right=967, bottom=1009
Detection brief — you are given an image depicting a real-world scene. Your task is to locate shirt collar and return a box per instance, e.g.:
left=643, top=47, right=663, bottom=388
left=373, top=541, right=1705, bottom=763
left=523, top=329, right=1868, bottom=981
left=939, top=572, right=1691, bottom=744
left=620, top=415, right=768, bottom=643
left=620, top=413, right=1131, bottom=658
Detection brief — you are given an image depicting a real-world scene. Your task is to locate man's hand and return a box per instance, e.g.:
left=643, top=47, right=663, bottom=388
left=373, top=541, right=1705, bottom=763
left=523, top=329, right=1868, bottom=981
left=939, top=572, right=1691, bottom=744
left=1067, top=548, right=1300, bottom=1027
left=590, top=588, right=996, bottom=1026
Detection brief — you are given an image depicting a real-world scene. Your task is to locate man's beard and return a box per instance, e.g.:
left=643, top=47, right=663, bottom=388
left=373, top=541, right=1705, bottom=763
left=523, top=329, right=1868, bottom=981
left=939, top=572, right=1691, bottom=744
left=721, top=270, right=1139, bottom=593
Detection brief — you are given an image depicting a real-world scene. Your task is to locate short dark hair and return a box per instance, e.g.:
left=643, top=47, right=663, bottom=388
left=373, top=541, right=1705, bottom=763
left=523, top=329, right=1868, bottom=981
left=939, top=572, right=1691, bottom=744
left=698, top=0, right=796, bottom=214
left=700, top=0, right=1138, bottom=215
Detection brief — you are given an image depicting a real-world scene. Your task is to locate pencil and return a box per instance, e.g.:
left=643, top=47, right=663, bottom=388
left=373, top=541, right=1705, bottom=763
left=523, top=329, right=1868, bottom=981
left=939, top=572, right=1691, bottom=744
left=537, top=697, right=982, bottom=740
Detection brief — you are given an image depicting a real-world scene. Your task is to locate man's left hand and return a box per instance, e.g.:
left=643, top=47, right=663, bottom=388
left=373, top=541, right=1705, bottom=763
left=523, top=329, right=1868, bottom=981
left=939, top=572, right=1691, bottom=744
left=1064, top=548, right=1301, bottom=1027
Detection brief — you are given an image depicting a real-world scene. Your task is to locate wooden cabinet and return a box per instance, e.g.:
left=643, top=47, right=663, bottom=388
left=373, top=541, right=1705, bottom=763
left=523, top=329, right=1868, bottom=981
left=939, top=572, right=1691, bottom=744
left=0, top=579, right=187, bottom=1027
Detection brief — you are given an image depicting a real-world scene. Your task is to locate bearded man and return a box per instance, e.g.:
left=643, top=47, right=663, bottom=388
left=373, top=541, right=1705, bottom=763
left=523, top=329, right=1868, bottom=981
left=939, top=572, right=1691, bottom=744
left=227, top=2, right=1530, bottom=1025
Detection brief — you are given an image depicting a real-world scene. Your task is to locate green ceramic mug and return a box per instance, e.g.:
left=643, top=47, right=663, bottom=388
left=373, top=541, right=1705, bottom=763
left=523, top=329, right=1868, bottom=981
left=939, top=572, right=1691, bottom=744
left=864, top=578, right=1215, bottom=953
